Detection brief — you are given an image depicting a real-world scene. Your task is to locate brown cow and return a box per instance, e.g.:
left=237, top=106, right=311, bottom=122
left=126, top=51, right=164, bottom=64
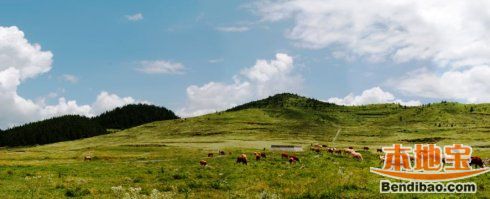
left=470, top=156, right=484, bottom=168
left=236, top=154, right=248, bottom=165
left=351, top=152, right=363, bottom=161
left=344, top=148, right=355, bottom=154
left=84, top=155, right=92, bottom=161
left=219, top=150, right=225, bottom=155
left=327, top=148, right=335, bottom=154
left=334, top=149, right=342, bottom=155
left=363, top=147, right=369, bottom=151
left=290, top=155, right=299, bottom=162
left=199, top=160, right=207, bottom=167
left=208, top=153, right=214, bottom=157
left=260, top=152, right=267, bottom=158
left=281, top=152, right=289, bottom=159
left=348, top=146, right=354, bottom=149
left=376, top=148, right=383, bottom=153
left=289, top=157, right=297, bottom=164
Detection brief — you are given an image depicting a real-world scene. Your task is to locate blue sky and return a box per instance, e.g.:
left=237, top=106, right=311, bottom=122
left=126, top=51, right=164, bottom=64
left=1, top=0, right=490, bottom=127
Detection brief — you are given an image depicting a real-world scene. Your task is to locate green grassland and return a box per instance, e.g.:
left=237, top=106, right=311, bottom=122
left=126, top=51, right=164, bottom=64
left=0, top=94, right=489, bottom=198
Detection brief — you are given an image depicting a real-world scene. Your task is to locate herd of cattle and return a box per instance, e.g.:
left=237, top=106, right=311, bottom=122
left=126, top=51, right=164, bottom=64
left=199, top=144, right=488, bottom=168
left=199, top=149, right=300, bottom=167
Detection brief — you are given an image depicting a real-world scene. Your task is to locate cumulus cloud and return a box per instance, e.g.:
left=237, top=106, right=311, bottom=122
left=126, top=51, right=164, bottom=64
left=216, top=26, right=250, bottom=32
left=395, top=66, right=490, bottom=103
left=255, top=0, right=490, bottom=102
left=136, top=60, right=185, bottom=74
left=179, top=53, right=303, bottom=117
left=91, top=91, right=136, bottom=114
left=126, top=13, right=143, bottom=21
left=0, top=26, right=139, bottom=128
left=327, top=87, right=421, bottom=106
left=256, top=0, right=490, bottom=68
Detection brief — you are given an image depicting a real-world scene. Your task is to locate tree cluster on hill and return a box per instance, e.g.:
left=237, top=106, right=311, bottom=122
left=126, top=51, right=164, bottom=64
left=227, top=93, right=336, bottom=111
left=0, top=115, right=105, bottom=147
left=93, top=104, right=179, bottom=129
left=0, top=104, right=179, bottom=147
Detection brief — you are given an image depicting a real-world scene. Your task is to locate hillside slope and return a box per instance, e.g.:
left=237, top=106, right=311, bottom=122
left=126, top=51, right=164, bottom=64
left=32, top=93, right=490, bottom=154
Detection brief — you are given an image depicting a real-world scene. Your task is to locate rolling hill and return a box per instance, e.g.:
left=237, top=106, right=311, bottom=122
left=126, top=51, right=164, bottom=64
left=0, top=93, right=488, bottom=198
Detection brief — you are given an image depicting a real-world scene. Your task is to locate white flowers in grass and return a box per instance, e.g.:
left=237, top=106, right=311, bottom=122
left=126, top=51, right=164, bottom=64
left=24, top=175, right=42, bottom=181
left=257, top=190, right=280, bottom=199
left=111, top=186, right=176, bottom=199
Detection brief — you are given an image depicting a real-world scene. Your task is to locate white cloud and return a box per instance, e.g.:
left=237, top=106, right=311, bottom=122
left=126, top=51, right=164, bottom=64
left=256, top=0, right=490, bottom=68
left=60, top=74, right=78, bottom=83
left=179, top=53, right=303, bottom=117
left=0, top=26, right=52, bottom=80
left=0, top=26, right=140, bottom=128
left=136, top=60, right=185, bottom=74
left=126, top=13, right=143, bottom=21
left=256, top=0, right=490, bottom=102
left=216, top=26, right=250, bottom=32
left=395, top=66, right=490, bottom=103
left=327, top=87, right=421, bottom=106
left=91, top=91, right=136, bottom=114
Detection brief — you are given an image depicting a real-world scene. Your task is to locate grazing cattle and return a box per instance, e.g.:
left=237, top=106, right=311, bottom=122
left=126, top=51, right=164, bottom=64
left=314, top=148, right=321, bottom=153
left=376, top=148, right=383, bottom=153
left=348, top=146, right=354, bottom=149
left=236, top=154, right=248, bottom=165
left=363, top=147, right=369, bottom=151
left=334, top=149, right=342, bottom=155
left=289, top=157, right=297, bottom=164
left=351, top=152, right=363, bottom=161
left=281, top=153, right=289, bottom=159
left=208, top=153, right=214, bottom=157
left=199, top=160, right=207, bottom=167
left=322, top=144, right=328, bottom=148
left=260, top=152, right=266, bottom=158
left=290, top=155, right=299, bottom=162
left=470, top=156, right=484, bottom=168
left=327, top=148, right=335, bottom=154
left=255, top=155, right=261, bottom=161
left=84, top=155, right=92, bottom=161
left=344, top=148, right=355, bottom=154
left=219, top=150, right=225, bottom=155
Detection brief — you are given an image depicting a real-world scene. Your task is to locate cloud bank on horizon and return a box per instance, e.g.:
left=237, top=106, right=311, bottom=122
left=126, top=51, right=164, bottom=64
left=0, top=26, right=139, bottom=128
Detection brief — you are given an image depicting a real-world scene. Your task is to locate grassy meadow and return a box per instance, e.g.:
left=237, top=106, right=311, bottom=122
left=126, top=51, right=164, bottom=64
left=0, top=95, right=489, bottom=198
